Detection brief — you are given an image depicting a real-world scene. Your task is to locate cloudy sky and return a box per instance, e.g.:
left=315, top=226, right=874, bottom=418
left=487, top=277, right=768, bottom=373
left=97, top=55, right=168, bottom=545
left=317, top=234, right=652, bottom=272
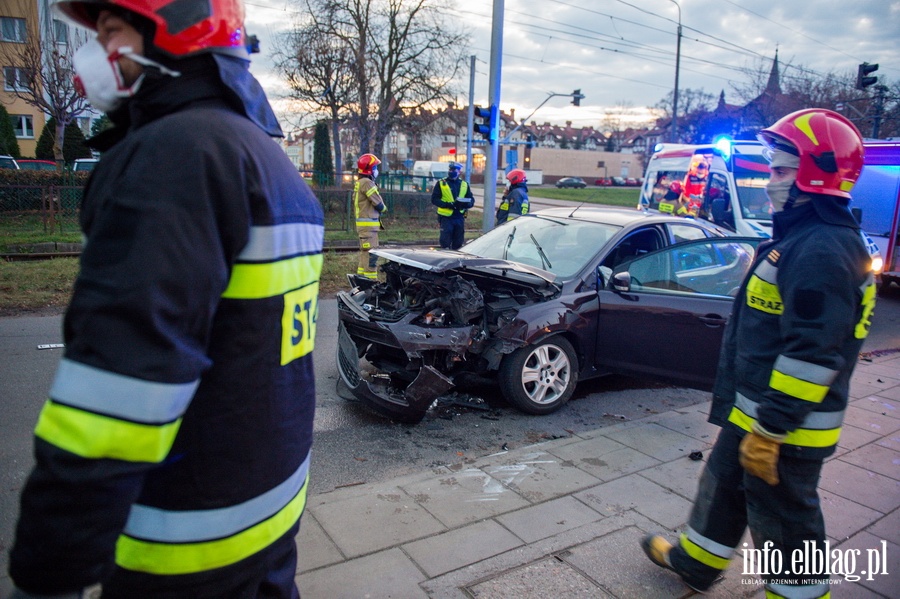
left=243, top=0, right=900, bottom=130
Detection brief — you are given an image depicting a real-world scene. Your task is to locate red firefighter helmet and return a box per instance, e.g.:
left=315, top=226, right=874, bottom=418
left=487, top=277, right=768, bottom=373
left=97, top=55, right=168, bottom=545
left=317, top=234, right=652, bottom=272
left=668, top=180, right=682, bottom=194
left=507, top=169, right=527, bottom=185
left=357, top=153, right=381, bottom=175
left=757, top=108, right=864, bottom=199
left=53, top=0, right=248, bottom=58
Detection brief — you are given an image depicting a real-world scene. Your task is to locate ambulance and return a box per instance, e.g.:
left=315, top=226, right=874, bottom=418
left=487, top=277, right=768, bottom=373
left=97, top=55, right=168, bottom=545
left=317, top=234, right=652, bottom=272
left=640, top=138, right=898, bottom=289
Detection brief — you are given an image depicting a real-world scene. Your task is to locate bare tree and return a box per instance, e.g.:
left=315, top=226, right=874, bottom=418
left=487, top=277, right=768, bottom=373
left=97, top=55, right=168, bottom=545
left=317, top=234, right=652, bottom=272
left=273, top=6, right=356, bottom=175
left=0, top=0, right=91, bottom=162
left=367, top=0, right=465, bottom=157
left=281, top=0, right=466, bottom=162
left=600, top=101, right=635, bottom=151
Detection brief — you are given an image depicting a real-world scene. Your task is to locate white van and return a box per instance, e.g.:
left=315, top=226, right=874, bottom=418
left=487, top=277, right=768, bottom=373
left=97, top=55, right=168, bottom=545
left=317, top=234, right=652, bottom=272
left=411, top=161, right=450, bottom=179
left=640, top=138, right=890, bottom=279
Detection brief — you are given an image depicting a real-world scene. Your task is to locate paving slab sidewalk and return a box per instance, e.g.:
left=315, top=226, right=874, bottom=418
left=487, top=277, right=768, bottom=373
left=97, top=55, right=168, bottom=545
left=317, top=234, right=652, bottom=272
left=294, top=352, right=900, bottom=598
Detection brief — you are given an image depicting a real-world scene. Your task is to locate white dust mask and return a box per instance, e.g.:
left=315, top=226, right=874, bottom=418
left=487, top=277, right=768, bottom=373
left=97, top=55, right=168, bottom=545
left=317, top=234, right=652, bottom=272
left=73, top=39, right=179, bottom=113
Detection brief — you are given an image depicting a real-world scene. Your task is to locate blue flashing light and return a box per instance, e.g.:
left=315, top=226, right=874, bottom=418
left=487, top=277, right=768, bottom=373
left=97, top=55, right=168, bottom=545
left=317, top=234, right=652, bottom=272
left=713, top=136, right=732, bottom=160
left=653, top=142, right=665, bottom=153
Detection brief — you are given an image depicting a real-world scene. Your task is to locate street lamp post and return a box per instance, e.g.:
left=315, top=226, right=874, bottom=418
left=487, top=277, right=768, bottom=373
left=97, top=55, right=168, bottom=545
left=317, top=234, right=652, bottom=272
left=669, top=0, right=681, bottom=143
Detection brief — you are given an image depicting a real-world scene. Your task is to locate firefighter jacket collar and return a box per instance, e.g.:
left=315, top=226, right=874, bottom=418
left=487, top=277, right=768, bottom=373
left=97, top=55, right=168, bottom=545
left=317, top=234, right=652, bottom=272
left=771, top=194, right=858, bottom=240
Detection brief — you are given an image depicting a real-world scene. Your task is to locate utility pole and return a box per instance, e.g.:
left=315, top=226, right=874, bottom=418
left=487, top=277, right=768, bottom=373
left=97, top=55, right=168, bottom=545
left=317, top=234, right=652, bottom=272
left=482, top=0, right=504, bottom=231
left=872, top=84, right=888, bottom=139
left=667, top=0, right=681, bottom=143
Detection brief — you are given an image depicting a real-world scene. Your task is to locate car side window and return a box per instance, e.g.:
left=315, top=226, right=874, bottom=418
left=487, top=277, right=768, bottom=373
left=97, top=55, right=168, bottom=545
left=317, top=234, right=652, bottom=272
left=600, top=227, right=664, bottom=271
left=668, top=223, right=709, bottom=244
left=613, top=239, right=757, bottom=297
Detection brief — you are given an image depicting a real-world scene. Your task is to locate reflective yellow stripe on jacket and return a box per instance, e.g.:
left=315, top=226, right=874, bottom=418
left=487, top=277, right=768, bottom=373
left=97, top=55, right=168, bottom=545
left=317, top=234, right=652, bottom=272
left=728, top=393, right=844, bottom=449
left=223, top=224, right=323, bottom=367
left=354, top=180, right=382, bottom=227
left=35, top=359, right=198, bottom=463
left=117, top=454, right=310, bottom=574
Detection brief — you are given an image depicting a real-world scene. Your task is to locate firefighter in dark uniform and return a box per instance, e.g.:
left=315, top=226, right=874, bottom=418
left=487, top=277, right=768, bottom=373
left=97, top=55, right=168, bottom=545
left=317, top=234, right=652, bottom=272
left=641, top=109, right=876, bottom=599
left=7, top=0, right=323, bottom=597
left=430, top=161, right=474, bottom=250
left=495, top=168, right=529, bottom=225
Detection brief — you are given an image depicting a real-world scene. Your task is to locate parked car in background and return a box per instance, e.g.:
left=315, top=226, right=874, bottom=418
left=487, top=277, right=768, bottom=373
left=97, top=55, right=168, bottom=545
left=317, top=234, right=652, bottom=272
left=337, top=206, right=759, bottom=422
left=18, top=159, right=58, bottom=171
left=625, top=177, right=640, bottom=186
left=555, top=177, right=587, bottom=189
left=611, top=176, right=627, bottom=186
left=72, top=158, right=99, bottom=172
left=594, top=177, right=612, bottom=186
left=0, top=155, right=20, bottom=169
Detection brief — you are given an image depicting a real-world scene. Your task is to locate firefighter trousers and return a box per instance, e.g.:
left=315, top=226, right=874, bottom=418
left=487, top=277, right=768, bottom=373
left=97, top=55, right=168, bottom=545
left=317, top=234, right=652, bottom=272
left=357, top=228, right=379, bottom=278
left=670, top=425, right=830, bottom=598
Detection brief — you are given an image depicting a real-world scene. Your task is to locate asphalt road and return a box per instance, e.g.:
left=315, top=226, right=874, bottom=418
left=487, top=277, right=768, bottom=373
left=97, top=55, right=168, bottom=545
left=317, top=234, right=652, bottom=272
left=1, top=285, right=899, bottom=582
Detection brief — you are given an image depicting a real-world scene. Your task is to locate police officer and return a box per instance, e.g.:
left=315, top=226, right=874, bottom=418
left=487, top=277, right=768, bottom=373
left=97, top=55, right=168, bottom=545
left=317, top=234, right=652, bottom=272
left=7, top=0, right=323, bottom=597
left=354, top=153, right=387, bottom=279
left=495, top=169, right=529, bottom=225
left=430, top=161, right=474, bottom=250
left=641, top=109, right=876, bottom=599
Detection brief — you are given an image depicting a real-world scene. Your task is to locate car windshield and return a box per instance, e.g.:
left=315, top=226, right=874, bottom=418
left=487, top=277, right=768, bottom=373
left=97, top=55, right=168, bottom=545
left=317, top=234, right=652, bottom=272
left=461, top=216, right=621, bottom=278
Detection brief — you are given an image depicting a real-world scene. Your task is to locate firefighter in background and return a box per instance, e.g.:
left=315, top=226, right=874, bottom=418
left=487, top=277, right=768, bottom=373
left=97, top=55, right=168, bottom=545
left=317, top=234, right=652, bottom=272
left=431, top=161, right=475, bottom=249
left=354, top=153, right=387, bottom=279
left=680, top=157, right=710, bottom=216
left=642, top=109, right=876, bottom=599
left=496, top=169, right=530, bottom=225
left=7, top=0, right=324, bottom=596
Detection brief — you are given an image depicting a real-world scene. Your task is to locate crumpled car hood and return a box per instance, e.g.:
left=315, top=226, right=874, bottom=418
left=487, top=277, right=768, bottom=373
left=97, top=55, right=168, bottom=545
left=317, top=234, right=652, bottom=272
left=370, top=248, right=557, bottom=286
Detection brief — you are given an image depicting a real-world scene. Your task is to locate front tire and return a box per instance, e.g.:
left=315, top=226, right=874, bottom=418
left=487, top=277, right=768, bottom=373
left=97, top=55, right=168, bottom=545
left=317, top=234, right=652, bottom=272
left=499, top=336, right=578, bottom=415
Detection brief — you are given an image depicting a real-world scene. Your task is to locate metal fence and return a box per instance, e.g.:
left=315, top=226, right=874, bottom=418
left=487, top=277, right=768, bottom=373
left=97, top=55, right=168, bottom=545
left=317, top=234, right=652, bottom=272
left=316, top=187, right=437, bottom=232
left=0, top=185, right=83, bottom=234
left=0, top=183, right=438, bottom=235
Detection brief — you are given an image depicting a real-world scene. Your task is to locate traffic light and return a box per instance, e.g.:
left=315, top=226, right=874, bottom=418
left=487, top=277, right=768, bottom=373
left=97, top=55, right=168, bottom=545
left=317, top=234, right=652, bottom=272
left=856, top=63, right=878, bottom=90
left=526, top=133, right=535, bottom=148
left=571, top=89, right=584, bottom=106
left=474, top=104, right=496, bottom=141
left=246, top=33, right=260, bottom=54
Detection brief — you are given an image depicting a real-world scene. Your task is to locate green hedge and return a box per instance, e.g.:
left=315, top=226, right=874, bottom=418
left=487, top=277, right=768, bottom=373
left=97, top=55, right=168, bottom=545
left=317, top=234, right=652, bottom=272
left=0, top=169, right=89, bottom=186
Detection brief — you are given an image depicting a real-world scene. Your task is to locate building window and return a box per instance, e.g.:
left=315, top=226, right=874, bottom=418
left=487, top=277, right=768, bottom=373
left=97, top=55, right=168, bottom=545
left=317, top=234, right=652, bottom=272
left=1, top=17, right=27, bottom=43
left=53, top=19, right=68, bottom=44
left=10, top=114, right=34, bottom=139
left=3, top=66, right=30, bottom=91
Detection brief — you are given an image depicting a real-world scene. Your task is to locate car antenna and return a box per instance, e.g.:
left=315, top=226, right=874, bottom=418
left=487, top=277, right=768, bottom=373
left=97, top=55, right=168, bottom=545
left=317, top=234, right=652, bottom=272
left=568, top=203, right=585, bottom=218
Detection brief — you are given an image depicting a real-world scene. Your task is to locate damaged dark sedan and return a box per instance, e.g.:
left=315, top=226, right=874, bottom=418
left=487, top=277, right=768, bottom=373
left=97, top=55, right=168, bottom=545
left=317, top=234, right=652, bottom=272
left=337, top=207, right=759, bottom=422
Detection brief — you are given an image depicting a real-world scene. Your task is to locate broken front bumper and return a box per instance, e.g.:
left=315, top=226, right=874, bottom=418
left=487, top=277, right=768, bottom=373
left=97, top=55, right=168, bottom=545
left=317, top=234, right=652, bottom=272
left=336, top=293, right=479, bottom=422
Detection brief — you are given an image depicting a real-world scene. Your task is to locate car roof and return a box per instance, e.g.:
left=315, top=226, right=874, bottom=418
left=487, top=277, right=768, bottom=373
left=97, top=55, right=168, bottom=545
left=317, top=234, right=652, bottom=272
left=533, top=206, right=702, bottom=226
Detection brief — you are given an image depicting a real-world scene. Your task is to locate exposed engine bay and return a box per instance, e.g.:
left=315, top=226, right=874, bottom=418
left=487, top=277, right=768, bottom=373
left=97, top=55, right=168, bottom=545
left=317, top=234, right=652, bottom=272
left=336, top=250, right=560, bottom=422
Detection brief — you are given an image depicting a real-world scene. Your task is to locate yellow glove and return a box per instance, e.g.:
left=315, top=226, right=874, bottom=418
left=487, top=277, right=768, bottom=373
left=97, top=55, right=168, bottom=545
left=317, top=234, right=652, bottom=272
left=738, top=423, right=785, bottom=486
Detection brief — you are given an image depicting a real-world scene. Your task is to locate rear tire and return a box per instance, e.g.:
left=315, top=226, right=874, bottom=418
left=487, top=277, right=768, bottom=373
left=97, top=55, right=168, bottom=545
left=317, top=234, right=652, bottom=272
left=499, top=336, right=578, bottom=415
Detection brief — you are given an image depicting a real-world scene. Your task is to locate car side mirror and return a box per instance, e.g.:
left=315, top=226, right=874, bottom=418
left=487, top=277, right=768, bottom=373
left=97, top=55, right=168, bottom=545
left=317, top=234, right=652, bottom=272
left=612, top=271, right=632, bottom=292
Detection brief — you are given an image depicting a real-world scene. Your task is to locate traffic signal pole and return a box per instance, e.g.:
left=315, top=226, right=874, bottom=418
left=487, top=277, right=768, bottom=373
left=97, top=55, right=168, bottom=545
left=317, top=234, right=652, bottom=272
left=482, top=0, right=504, bottom=232
left=465, top=55, right=475, bottom=185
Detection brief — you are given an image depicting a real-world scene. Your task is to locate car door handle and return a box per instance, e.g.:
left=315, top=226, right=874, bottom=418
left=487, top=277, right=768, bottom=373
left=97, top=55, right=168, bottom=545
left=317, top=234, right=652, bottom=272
left=698, top=314, right=727, bottom=327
